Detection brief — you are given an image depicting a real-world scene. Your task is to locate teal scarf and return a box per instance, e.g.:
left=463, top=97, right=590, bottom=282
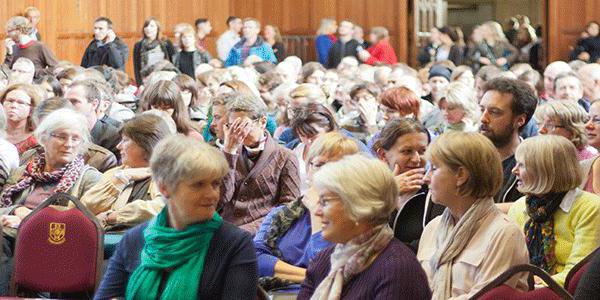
left=126, top=208, right=223, bottom=300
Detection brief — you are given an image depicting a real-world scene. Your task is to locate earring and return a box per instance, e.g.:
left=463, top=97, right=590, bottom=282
left=355, top=221, right=360, bottom=226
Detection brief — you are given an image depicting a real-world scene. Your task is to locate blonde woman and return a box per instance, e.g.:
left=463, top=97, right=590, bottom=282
left=535, top=100, right=598, bottom=160
left=315, top=18, right=338, bottom=66
left=264, top=25, right=285, bottom=62
left=508, top=135, right=600, bottom=286
left=438, top=81, right=481, bottom=132
left=172, top=24, right=211, bottom=78
left=417, top=132, right=529, bottom=299
left=475, top=21, right=518, bottom=70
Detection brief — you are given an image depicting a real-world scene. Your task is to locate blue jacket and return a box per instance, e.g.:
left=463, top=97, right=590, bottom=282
left=224, top=37, right=277, bottom=67
left=315, top=35, right=335, bottom=66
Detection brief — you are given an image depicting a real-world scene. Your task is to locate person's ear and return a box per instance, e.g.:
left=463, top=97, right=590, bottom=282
left=455, top=166, right=470, bottom=188
left=515, top=114, right=527, bottom=129
left=157, top=182, right=170, bottom=198
left=376, top=148, right=388, bottom=164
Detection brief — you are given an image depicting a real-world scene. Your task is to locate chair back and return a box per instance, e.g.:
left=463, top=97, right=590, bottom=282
left=565, top=247, right=599, bottom=295
left=11, top=193, right=103, bottom=296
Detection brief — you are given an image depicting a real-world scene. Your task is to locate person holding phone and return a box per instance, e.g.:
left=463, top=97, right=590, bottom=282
left=81, top=17, right=129, bottom=71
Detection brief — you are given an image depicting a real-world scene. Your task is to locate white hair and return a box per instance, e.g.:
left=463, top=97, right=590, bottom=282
left=283, top=56, right=302, bottom=74
left=13, top=57, right=34, bottom=73
left=313, top=154, right=398, bottom=224
left=443, top=81, right=481, bottom=124
left=34, top=108, right=90, bottom=154
left=194, top=63, right=214, bottom=78
left=578, top=63, right=600, bottom=82
left=142, top=109, right=178, bottom=134
left=544, top=61, right=571, bottom=76
left=146, top=70, right=177, bottom=87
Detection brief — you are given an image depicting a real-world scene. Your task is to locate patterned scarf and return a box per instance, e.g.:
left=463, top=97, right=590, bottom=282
left=524, top=191, right=566, bottom=274
left=0, top=153, right=84, bottom=207
left=140, top=38, right=162, bottom=68
left=429, top=198, right=496, bottom=300
left=310, top=224, right=393, bottom=300
left=258, top=197, right=307, bottom=290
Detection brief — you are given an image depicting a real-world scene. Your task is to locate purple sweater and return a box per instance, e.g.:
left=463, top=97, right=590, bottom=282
left=297, top=239, right=432, bottom=300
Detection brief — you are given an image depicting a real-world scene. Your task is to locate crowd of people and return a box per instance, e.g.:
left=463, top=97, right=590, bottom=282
left=0, top=6, right=599, bottom=300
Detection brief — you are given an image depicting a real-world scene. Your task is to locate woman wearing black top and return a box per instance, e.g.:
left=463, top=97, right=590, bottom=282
left=264, top=25, right=285, bottom=62
left=132, top=17, right=175, bottom=86
left=373, top=118, right=444, bottom=252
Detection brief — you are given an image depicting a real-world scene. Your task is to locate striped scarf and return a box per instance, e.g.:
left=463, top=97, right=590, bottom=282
left=524, top=192, right=566, bottom=274
left=0, top=153, right=84, bottom=207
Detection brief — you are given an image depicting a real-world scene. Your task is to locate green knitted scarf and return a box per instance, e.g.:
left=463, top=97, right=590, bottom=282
left=126, top=208, right=223, bottom=300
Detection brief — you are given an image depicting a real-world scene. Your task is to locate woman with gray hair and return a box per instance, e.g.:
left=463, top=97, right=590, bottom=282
left=417, top=132, right=529, bottom=299
left=535, top=100, right=598, bottom=160
left=96, top=135, right=257, bottom=299
left=0, top=108, right=101, bottom=237
left=221, top=92, right=300, bottom=234
left=298, top=154, right=431, bottom=299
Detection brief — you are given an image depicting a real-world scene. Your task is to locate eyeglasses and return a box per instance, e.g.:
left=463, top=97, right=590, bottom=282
left=539, top=123, right=565, bottom=131
left=50, top=133, right=82, bottom=146
left=318, top=196, right=340, bottom=207
left=3, top=98, right=31, bottom=107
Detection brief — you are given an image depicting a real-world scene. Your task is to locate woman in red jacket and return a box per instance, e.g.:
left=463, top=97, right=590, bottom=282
left=358, top=26, right=398, bottom=65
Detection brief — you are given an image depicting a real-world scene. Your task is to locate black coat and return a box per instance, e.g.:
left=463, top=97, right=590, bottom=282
left=81, top=37, right=129, bottom=70
left=326, top=39, right=360, bottom=68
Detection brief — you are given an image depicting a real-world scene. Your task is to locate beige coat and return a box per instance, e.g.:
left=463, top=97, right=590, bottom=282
left=417, top=208, right=529, bottom=299
left=78, top=166, right=164, bottom=227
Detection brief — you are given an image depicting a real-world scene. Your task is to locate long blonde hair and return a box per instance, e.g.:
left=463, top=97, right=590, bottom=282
left=316, top=18, right=336, bottom=35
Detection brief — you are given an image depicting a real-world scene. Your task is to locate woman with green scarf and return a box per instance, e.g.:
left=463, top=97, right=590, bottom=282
left=95, top=135, right=257, bottom=300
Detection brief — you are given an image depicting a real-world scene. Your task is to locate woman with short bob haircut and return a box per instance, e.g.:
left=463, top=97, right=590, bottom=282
left=535, top=100, right=597, bottom=161
left=438, top=81, right=481, bottom=133
left=418, top=132, right=529, bottom=299
left=508, top=135, right=600, bottom=286
left=298, top=154, right=431, bottom=299
left=96, top=135, right=257, bottom=299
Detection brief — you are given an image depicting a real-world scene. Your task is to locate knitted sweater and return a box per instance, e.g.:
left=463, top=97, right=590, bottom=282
left=224, top=36, right=277, bottom=67
left=220, top=134, right=301, bottom=234
left=508, top=188, right=600, bottom=286
left=297, top=239, right=432, bottom=299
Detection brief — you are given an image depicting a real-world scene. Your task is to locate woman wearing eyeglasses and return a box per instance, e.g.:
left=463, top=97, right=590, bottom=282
left=582, top=100, right=600, bottom=194
left=297, top=154, right=431, bottom=299
left=0, top=108, right=101, bottom=244
left=535, top=100, right=597, bottom=161
left=254, top=132, right=358, bottom=293
left=0, top=83, right=41, bottom=155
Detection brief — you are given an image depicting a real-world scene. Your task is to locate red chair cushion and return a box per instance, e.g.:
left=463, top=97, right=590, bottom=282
left=13, top=207, right=99, bottom=293
left=567, top=261, right=590, bottom=294
left=477, top=285, right=563, bottom=300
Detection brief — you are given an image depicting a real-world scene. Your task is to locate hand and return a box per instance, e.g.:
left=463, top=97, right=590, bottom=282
left=479, top=57, right=491, bottom=65
left=393, top=165, right=425, bottom=194
left=4, top=38, right=15, bottom=55
left=13, top=206, right=32, bottom=220
left=579, top=51, right=591, bottom=61
left=105, top=30, right=116, bottom=43
left=358, top=99, right=379, bottom=127
left=223, top=118, right=251, bottom=153
left=495, top=57, right=508, bottom=66
left=1, top=215, right=22, bottom=228
left=358, top=49, right=371, bottom=61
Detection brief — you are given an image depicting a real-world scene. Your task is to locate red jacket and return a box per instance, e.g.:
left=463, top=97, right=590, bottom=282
left=365, top=40, right=398, bottom=65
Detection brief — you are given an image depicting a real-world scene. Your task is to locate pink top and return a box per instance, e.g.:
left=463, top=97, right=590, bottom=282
left=578, top=146, right=598, bottom=161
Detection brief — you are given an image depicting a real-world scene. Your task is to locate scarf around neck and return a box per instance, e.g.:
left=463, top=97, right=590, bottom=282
left=310, top=224, right=393, bottom=300
left=429, top=198, right=496, bottom=300
left=0, top=152, right=84, bottom=207
left=524, top=191, right=566, bottom=274
left=125, top=208, right=223, bottom=300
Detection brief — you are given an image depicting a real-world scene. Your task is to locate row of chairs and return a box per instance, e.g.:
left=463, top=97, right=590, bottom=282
left=3, top=192, right=597, bottom=299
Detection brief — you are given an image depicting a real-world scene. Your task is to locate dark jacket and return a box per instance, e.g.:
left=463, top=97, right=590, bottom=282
left=495, top=154, right=522, bottom=203
left=91, top=118, right=122, bottom=162
left=132, top=39, right=176, bottom=85
left=94, top=221, right=258, bottom=300
left=390, top=186, right=445, bottom=253
left=271, top=41, right=286, bottom=62
left=326, top=39, right=360, bottom=68
left=173, top=49, right=211, bottom=77
left=298, top=239, right=432, bottom=299
left=81, top=37, right=129, bottom=70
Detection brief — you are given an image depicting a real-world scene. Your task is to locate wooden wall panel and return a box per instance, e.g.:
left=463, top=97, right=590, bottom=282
left=0, top=0, right=411, bottom=80
left=546, top=0, right=600, bottom=63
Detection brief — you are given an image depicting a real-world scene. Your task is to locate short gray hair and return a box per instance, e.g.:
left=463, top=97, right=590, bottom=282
left=13, top=57, right=35, bottom=73
left=150, top=135, right=229, bottom=192
left=313, top=154, right=398, bottom=224
left=34, top=108, right=91, bottom=154
left=225, top=92, right=267, bottom=120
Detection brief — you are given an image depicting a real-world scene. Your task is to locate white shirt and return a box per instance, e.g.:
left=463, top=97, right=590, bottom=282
left=217, top=30, right=241, bottom=61
left=0, top=139, right=19, bottom=171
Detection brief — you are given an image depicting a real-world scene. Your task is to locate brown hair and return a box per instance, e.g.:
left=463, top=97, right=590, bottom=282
left=378, top=87, right=421, bottom=120
left=142, top=80, right=194, bottom=135
left=142, top=16, right=164, bottom=41
left=290, top=103, right=338, bottom=137
left=173, top=74, right=200, bottom=107
left=0, top=83, right=42, bottom=132
left=121, top=114, right=173, bottom=161
left=372, top=118, right=429, bottom=153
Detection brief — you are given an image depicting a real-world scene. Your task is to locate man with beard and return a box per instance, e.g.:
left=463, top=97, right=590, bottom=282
left=479, top=78, right=537, bottom=208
